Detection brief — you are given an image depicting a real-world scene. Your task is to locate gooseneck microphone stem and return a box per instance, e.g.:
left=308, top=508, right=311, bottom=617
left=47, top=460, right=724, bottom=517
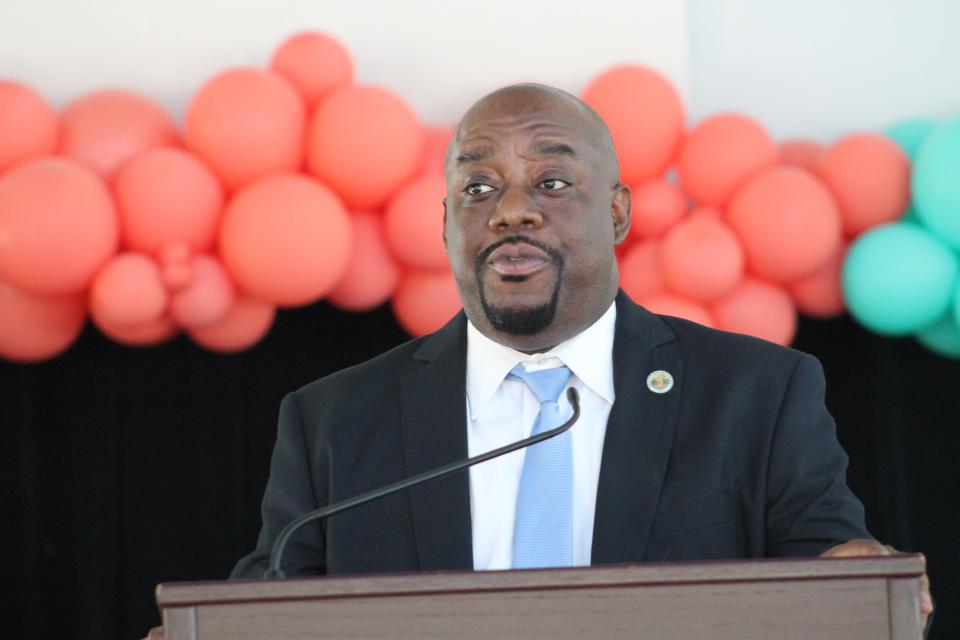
left=266, top=387, right=581, bottom=579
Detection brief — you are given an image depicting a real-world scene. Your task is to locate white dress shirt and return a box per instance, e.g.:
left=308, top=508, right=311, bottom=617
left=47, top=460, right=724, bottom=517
left=465, top=302, right=616, bottom=570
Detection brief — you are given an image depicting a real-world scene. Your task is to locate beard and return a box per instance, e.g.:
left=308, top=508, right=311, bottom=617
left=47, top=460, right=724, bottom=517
left=475, top=237, right=564, bottom=336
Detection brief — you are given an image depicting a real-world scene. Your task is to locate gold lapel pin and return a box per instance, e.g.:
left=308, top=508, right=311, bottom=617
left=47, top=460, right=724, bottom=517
left=646, top=370, right=674, bottom=394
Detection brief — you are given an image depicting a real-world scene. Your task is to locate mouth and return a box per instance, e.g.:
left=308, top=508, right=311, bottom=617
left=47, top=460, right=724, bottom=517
left=485, top=241, right=553, bottom=278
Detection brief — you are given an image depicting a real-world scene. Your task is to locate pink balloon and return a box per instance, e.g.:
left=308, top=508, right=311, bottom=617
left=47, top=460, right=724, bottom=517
left=307, top=85, right=423, bottom=210
left=726, top=167, right=842, bottom=282
left=420, top=125, right=454, bottom=176
left=0, top=81, right=58, bottom=174
left=89, top=253, right=168, bottom=327
left=185, top=68, right=305, bottom=190
left=188, top=296, right=275, bottom=353
left=628, top=178, right=687, bottom=240
left=582, top=65, right=685, bottom=184
left=93, top=311, right=178, bottom=347
left=113, top=147, right=224, bottom=254
left=712, top=278, right=797, bottom=346
left=0, top=281, right=86, bottom=362
left=678, top=113, right=778, bottom=206
left=328, top=212, right=402, bottom=311
left=269, top=31, right=354, bottom=109
left=619, top=241, right=664, bottom=301
left=169, top=255, right=235, bottom=329
left=0, top=157, right=119, bottom=294
left=779, top=138, right=824, bottom=170
left=392, top=270, right=462, bottom=336
left=219, top=173, right=352, bottom=307
left=383, top=174, right=447, bottom=271
left=788, top=241, right=848, bottom=319
left=659, top=214, right=744, bottom=302
left=60, top=90, right=178, bottom=180
left=636, top=292, right=716, bottom=328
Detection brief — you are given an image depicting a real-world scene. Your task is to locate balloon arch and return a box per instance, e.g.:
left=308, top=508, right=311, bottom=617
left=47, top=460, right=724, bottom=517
left=1, top=32, right=959, bottom=363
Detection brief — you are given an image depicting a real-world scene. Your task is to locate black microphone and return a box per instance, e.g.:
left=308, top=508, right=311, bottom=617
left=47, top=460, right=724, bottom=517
left=266, top=387, right=581, bottom=578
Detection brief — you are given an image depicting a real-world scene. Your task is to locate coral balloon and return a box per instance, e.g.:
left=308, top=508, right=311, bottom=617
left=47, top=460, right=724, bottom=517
left=220, top=173, right=352, bottom=307
left=779, top=138, right=823, bottom=170
left=787, top=242, right=847, bottom=319
left=619, top=240, right=664, bottom=301
left=678, top=113, right=778, bottom=206
left=421, top=125, right=454, bottom=176
left=186, top=68, right=305, bottom=190
left=307, top=85, right=422, bottom=210
left=384, top=174, right=447, bottom=271
left=392, top=270, right=461, bottom=336
left=813, top=133, right=910, bottom=236
left=60, top=90, right=177, bottom=180
left=712, top=279, right=797, bottom=346
left=843, top=222, right=958, bottom=336
left=328, top=212, right=401, bottom=311
left=169, top=255, right=235, bottom=329
left=913, top=117, right=960, bottom=251
left=629, top=179, right=687, bottom=240
left=188, top=296, right=275, bottom=353
left=659, top=214, right=743, bottom=302
left=0, top=157, right=119, bottom=294
left=0, top=281, right=86, bottom=362
left=727, top=167, right=842, bottom=282
left=0, top=81, right=58, bottom=174
left=269, top=31, right=353, bottom=109
left=89, top=253, right=167, bottom=327
left=113, top=148, right=223, bottom=254
left=636, top=293, right=715, bottom=328
left=582, top=65, right=684, bottom=184
left=93, top=311, right=178, bottom=347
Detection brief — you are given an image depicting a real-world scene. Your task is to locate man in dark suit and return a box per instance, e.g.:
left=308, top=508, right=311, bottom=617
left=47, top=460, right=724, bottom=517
left=227, top=83, right=931, bottom=626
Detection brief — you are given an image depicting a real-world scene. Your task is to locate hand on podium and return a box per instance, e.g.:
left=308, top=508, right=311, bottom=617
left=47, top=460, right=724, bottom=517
left=143, top=625, right=163, bottom=640
left=821, top=538, right=933, bottom=637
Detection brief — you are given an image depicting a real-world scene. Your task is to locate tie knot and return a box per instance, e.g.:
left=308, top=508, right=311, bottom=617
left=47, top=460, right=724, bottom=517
left=508, top=364, right=572, bottom=405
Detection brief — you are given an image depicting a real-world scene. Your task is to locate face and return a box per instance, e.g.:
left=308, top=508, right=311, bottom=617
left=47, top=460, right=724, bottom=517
left=443, top=86, right=630, bottom=352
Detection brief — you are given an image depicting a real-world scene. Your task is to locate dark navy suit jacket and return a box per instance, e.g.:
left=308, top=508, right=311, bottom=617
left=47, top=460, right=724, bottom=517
left=232, top=292, right=870, bottom=579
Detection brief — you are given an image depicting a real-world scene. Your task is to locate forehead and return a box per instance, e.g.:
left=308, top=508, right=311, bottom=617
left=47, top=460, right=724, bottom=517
left=453, top=90, right=600, bottom=160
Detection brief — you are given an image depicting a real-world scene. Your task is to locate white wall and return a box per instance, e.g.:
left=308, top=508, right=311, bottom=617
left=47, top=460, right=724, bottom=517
left=687, top=0, right=960, bottom=141
left=0, top=0, right=689, bottom=125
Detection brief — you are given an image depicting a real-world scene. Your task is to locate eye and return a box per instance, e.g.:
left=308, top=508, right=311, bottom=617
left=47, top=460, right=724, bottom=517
left=464, top=183, right=496, bottom=196
left=539, top=178, right=571, bottom=190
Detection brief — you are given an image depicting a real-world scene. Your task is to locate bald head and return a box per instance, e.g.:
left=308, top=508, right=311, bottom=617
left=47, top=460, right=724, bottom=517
left=446, top=83, right=620, bottom=185
left=441, top=82, right=632, bottom=353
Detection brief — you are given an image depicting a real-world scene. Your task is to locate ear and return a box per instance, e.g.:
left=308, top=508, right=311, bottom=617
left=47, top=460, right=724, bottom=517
left=611, top=184, right=631, bottom=246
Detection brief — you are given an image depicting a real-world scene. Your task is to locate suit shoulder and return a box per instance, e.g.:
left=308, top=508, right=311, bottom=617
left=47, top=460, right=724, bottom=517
left=655, top=314, right=811, bottom=374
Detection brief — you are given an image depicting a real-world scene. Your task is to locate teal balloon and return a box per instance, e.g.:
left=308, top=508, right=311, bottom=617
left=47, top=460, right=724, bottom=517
left=884, top=118, right=936, bottom=160
left=843, top=222, right=958, bottom=335
left=901, top=204, right=920, bottom=223
left=913, top=117, right=960, bottom=250
left=916, top=314, right=960, bottom=359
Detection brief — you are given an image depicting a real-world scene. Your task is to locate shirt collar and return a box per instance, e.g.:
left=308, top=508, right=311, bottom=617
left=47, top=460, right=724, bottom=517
left=465, top=301, right=617, bottom=419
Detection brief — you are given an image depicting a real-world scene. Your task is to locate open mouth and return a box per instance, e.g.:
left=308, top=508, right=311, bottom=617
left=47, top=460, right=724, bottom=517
left=486, top=242, right=552, bottom=278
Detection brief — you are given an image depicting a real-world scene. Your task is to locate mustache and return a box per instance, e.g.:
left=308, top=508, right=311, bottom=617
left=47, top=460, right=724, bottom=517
left=475, top=236, right=565, bottom=270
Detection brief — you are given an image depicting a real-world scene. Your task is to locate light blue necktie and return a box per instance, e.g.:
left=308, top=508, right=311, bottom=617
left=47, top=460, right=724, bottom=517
left=508, top=364, right=573, bottom=569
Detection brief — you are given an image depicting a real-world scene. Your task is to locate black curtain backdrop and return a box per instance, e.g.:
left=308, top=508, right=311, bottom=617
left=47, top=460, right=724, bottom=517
left=2, top=301, right=957, bottom=640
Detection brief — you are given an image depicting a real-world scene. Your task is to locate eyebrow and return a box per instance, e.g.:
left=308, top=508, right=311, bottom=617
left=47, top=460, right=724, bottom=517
left=532, top=141, right=577, bottom=159
left=456, top=147, right=492, bottom=165
left=456, top=142, right=578, bottom=166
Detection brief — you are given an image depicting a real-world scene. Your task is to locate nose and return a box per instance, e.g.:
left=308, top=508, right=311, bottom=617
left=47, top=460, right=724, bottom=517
left=488, top=185, right=543, bottom=232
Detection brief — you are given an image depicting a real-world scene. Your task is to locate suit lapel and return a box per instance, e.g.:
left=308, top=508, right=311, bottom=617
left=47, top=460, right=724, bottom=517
left=399, top=312, right=474, bottom=571
left=592, top=293, right=683, bottom=565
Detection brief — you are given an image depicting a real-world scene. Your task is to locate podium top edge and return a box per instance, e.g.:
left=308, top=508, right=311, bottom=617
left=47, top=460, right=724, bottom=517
left=156, top=554, right=925, bottom=607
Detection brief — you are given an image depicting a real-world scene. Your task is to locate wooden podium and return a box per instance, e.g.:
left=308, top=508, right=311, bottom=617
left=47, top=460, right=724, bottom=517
left=156, top=555, right=924, bottom=639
